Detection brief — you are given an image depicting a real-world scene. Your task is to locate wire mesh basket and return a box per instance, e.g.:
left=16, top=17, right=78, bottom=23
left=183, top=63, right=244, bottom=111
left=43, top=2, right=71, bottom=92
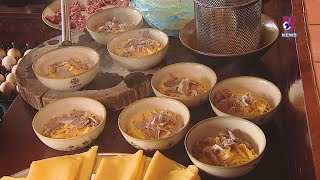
left=194, top=0, right=262, bottom=54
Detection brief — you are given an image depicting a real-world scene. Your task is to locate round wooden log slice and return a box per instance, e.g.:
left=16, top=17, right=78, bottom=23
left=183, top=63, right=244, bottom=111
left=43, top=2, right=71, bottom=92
left=15, top=30, right=161, bottom=110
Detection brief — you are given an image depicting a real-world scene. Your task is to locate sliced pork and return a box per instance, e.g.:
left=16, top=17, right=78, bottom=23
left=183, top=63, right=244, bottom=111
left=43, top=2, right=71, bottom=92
left=43, top=110, right=100, bottom=137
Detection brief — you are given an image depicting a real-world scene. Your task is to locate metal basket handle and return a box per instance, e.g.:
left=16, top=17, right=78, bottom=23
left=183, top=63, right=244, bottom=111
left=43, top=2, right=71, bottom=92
left=60, top=0, right=72, bottom=46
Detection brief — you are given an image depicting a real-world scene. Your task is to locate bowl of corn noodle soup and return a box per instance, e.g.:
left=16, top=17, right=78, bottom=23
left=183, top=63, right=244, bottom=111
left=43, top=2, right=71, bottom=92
left=118, top=97, right=190, bottom=151
left=32, top=46, right=100, bottom=91
left=107, top=28, right=169, bottom=71
left=151, top=62, right=217, bottom=107
left=185, top=116, right=266, bottom=178
left=209, top=76, right=282, bottom=125
left=32, top=97, right=107, bottom=151
left=86, top=7, right=143, bottom=45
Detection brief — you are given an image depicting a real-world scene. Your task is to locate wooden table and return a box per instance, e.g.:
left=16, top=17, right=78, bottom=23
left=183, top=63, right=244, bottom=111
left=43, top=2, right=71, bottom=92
left=0, top=95, right=289, bottom=180
left=0, top=0, right=320, bottom=179
left=304, top=0, right=320, bottom=92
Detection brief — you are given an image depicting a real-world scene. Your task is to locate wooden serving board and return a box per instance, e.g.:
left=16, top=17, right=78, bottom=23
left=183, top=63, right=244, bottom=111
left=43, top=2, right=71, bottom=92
left=15, top=30, right=161, bottom=110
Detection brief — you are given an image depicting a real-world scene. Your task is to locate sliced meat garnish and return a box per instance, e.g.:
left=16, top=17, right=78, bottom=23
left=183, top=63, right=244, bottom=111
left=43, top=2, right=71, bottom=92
left=44, top=121, right=64, bottom=131
left=70, top=117, right=89, bottom=129
left=54, top=67, right=73, bottom=78
left=176, top=77, right=190, bottom=95
left=88, top=116, right=99, bottom=125
left=96, top=17, right=133, bottom=34
left=163, top=74, right=180, bottom=87
left=43, top=110, right=100, bottom=137
left=162, top=75, right=206, bottom=97
left=119, top=38, right=163, bottom=57
left=70, top=110, right=86, bottom=118
left=131, top=110, right=183, bottom=140
left=135, top=120, right=146, bottom=130
left=47, top=57, right=93, bottom=78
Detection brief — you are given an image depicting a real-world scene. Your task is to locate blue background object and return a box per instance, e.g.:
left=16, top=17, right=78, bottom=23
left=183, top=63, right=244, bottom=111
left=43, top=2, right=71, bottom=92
left=131, top=0, right=194, bottom=36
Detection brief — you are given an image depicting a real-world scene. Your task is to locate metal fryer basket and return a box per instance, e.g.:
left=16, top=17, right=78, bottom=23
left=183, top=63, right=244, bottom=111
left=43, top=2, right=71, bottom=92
left=194, top=0, right=262, bottom=54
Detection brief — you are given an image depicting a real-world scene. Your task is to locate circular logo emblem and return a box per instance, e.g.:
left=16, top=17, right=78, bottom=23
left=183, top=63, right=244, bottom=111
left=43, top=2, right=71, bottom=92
left=283, top=21, right=291, bottom=31
left=70, top=78, right=80, bottom=86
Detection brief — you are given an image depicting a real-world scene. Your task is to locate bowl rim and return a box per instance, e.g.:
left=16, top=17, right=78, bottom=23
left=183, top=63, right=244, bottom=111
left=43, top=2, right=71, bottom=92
left=85, top=6, right=143, bottom=33
left=32, top=46, right=100, bottom=80
left=151, top=62, right=217, bottom=100
left=107, top=28, right=169, bottom=60
left=179, top=14, right=280, bottom=58
left=209, top=76, right=282, bottom=119
left=41, top=0, right=60, bottom=30
left=118, top=96, right=190, bottom=142
left=32, top=97, right=107, bottom=141
left=184, top=116, right=267, bottom=169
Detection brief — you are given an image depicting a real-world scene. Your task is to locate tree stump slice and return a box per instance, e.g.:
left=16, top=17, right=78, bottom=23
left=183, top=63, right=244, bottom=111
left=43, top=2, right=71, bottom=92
left=16, top=30, right=166, bottom=110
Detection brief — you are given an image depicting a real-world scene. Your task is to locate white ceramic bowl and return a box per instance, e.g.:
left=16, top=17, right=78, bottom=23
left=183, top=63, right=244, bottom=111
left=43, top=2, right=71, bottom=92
left=185, top=116, right=266, bottom=178
left=151, top=62, right=217, bottom=107
left=32, top=46, right=100, bottom=91
left=32, top=97, right=107, bottom=151
left=209, top=76, right=282, bottom=125
left=107, top=28, right=169, bottom=71
left=86, top=7, right=143, bottom=45
left=118, top=97, right=190, bottom=151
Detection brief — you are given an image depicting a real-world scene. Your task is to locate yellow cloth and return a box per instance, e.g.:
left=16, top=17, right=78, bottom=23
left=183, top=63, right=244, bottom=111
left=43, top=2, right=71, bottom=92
left=0, top=177, right=25, bottom=180
left=77, top=146, right=98, bottom=180
left=143, top=151, right=200, bottom=180
left=2, top=148, right=201, bottom=180
left=26, top=146, right=97, bottom=180
left=26, top=155, right=83, bottom=180
left=143, top=151, right=183, bottom=180
left=94, top=150, right=144, bottom=180
left=140, top=157, right=150, bottom=179
left=166, top=165, right=200, bottom=180
left=135, top=155, right=147, bottom=180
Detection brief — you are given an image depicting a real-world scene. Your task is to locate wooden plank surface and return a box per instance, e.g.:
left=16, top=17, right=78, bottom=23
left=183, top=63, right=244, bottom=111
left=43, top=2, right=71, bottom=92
left=16, top=30, right=159, bottom=110
left=294, top=0, right=320, bottom=179
left=304, top=0, right=320, bottom=25
left=304, top=0, right=320, bottom=98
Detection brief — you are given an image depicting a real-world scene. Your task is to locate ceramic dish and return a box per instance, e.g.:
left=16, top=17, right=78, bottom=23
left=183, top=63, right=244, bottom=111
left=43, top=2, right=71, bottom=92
left=32, top=97, right=107, bottom=151
left=118, top=97, right=190, bottom=151
left=42, top=0, right=66, bottom=30
left=42, top=0, right=130, bottom=30
left=151, top=62, right=217, bottom=107
left=209, top=76, right=282, bottom=125
left=86, top=7, right=143, bottom=45
left=107, top=28, right=169, bottom=71
left=32, top=46, right=100, bottom=91
left=185, top=116, right=266, bottom=178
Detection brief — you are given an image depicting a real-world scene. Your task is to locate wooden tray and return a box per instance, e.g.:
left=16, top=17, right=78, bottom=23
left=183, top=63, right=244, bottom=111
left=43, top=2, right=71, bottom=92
left=15, top=30, right=161, bottom=110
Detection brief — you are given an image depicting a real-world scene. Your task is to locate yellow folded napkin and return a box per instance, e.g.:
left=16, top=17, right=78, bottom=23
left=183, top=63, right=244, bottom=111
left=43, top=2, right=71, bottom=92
left=166, top=165, right=201, bottom=180
left=0, top=177, right=25, bottom=180
left=78, top=146, right=98, bottom=180
left=143, top=151, right=200, bottom=180
left=26, top=155, right=83, bottom=180
left=143, top=151, right=183, bottom=180
left=94, top=150, right=145, bottom=180
left=26, top=145, right=98, bottom=180
left=2, top=147, right=200, bottom=180
left=138, top=156, right=150, bottom=180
